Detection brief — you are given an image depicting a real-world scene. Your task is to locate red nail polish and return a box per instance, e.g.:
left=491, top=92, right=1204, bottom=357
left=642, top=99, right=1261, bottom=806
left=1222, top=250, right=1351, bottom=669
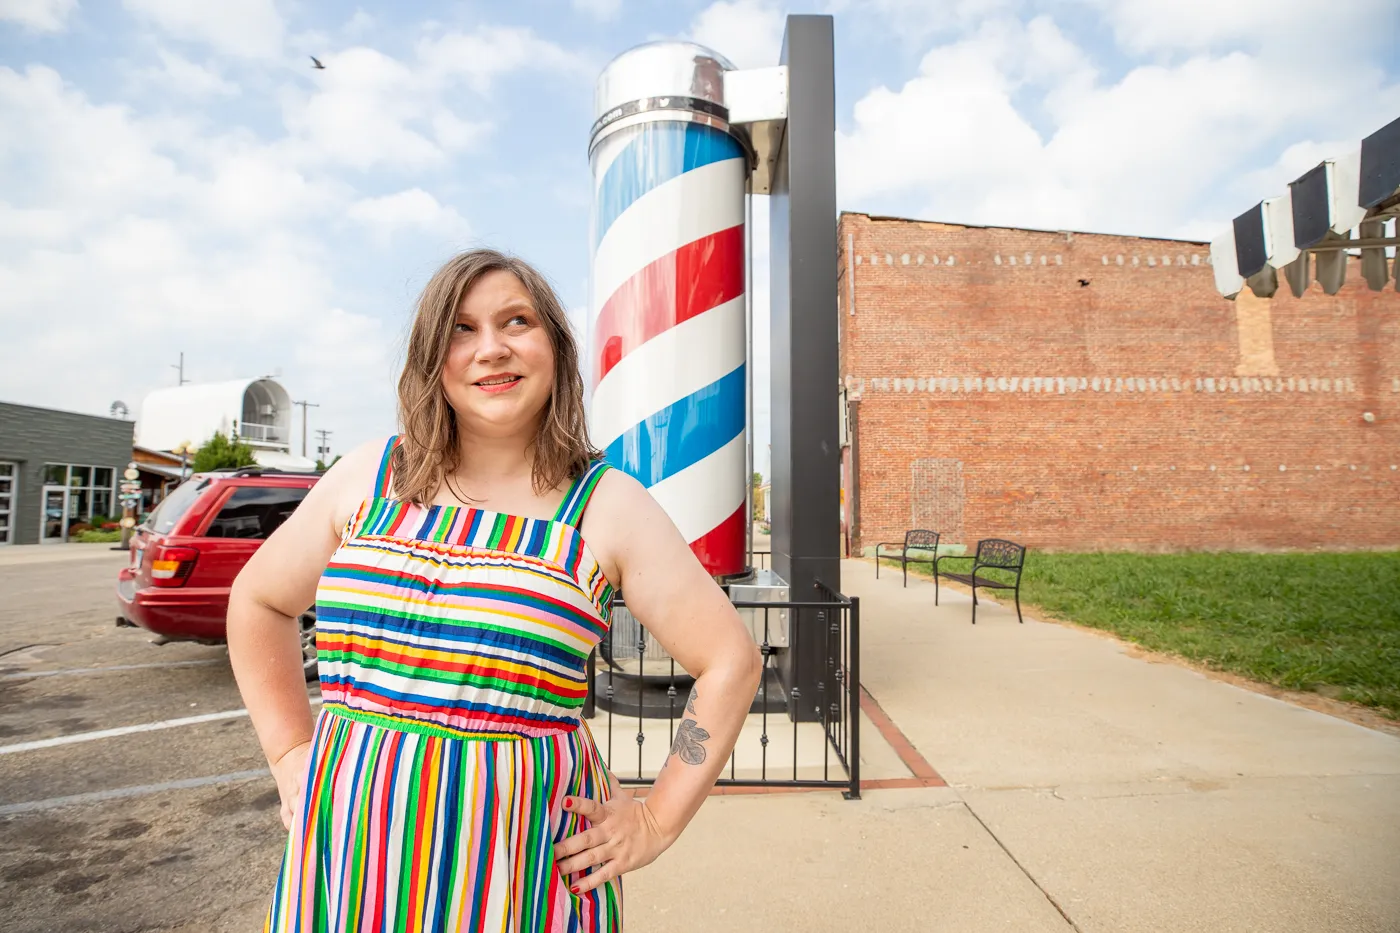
left=571, top=886, right=580, bottom=894
left=562, top=798, right=571, bottom=809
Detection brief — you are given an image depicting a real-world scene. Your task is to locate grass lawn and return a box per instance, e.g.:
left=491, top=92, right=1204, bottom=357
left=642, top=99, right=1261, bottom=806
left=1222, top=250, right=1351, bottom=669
left=881, top=551, right=1400, bottom=719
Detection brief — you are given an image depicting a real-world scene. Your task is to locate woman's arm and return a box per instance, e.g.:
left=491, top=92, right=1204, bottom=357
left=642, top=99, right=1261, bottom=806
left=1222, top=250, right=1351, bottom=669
left=225, top=440, right=381, bottom=827
left=554, top=471, right=763, bottom=891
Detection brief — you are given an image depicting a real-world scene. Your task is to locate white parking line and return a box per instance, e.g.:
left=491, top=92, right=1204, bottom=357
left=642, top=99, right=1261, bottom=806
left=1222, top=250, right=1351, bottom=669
left=0, top=696, right=323, bottom=756
left=0, top=658, right=225, bottom=681
left=0, top=709, right=251, bottom=755
left=0, top=769, right=271, bottom=817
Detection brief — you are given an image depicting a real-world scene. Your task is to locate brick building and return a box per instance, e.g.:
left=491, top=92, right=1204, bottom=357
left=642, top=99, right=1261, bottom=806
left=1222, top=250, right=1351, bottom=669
left=837, top=212, right=1399, bottom=554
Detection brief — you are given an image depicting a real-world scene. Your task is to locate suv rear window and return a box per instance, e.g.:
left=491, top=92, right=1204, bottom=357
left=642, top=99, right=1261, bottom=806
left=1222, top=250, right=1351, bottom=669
left=204, top=486, right=310, bottom=539
left=147, top=479, right=208, bottom=535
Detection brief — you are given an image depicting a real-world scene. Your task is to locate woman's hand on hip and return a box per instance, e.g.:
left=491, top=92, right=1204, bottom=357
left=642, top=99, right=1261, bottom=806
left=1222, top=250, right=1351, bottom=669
left=554, top=776, right=670, bottom=893
left=269, top=740, right=313, bottom=831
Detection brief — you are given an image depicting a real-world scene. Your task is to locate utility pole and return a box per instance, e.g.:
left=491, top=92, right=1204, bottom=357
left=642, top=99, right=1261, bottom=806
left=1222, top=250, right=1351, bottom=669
left=292, top=400, right=319, bottom=458
left=171, top=352, right=189, bottom=386
left=314, top=428, right=333, bottom=466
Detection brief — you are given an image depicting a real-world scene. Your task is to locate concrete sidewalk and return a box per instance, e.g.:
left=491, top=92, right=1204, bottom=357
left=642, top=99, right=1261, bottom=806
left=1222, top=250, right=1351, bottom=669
left=627, top=558, right=1400, bottom=932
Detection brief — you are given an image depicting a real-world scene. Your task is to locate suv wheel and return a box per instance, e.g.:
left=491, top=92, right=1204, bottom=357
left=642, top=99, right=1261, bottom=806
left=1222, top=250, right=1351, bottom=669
left=299, top=611, right=318, bottom=682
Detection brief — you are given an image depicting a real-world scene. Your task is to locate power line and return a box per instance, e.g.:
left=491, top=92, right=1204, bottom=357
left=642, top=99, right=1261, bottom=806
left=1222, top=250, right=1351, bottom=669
left=292, top=400, right=319, bottom=458
left=314, top=428, right=333, bottom=464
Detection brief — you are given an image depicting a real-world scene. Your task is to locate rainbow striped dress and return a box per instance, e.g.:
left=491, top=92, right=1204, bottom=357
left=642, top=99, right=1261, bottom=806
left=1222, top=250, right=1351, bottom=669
left=265, top=436, right=622, bottom=932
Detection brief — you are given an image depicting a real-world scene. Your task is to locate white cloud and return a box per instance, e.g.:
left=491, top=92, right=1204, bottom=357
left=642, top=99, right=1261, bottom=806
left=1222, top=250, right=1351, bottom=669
left=197, top=145, right=344, bottom=231
left=0, top=17, right=590, bottom=455
left=0, top=63, right=390, bottom=454
left=687, top=0, right=785, bottom=69
left=135, top=49, right=240, bottom=98
left=1084, top=0, right=1399, bottom=56
left=347, top=188, right=471, bottom=244
left=282, top=47, right=450, bottom=170
left=572, top=0, right=622, bottom=20
left=342, top=9, right=374, bottom=36
left=0, top=0, right=76, bottom=32
left=836, top=14, right=1400, bottom=238
left=1, top=66, right=185, bottom=219
left=279, top=28, right=574, bottom=172
left=122, top=0, right=284, bottom=59
left=416, top=26, right=593, bottom=95
left=827, top=0, right=1017, bottom=40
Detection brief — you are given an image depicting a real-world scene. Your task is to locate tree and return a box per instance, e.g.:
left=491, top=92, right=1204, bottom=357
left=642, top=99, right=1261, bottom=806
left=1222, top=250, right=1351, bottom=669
left=752, top=471, right=763, bottom=488
left=191, top=430, right=257, bottom=473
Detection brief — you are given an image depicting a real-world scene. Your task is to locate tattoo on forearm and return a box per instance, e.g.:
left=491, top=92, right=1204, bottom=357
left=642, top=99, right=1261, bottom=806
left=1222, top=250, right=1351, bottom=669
left=669, top=719, right=710, bottom=765
left=685, top=687, right=698, bottom=715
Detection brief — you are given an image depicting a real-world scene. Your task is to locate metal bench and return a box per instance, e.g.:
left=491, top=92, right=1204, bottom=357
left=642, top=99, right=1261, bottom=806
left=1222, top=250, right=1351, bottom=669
left=874, top=529, right=940, bottom=587
left=934, top=538, right=1026, bottom=624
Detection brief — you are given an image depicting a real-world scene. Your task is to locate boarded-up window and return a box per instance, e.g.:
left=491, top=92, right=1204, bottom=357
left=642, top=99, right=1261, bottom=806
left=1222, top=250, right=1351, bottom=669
left=910, top=458, right=964, bottom=540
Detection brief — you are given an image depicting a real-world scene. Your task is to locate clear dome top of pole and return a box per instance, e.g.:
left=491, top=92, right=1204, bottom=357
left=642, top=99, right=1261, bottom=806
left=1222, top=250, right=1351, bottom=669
left=590, top=41, right=739, bottom=153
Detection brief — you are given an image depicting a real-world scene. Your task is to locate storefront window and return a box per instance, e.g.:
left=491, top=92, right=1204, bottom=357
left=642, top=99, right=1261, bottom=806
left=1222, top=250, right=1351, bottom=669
left=38, top=462, right=119, bottom=529
left=70, top=489, right=89, bottom=521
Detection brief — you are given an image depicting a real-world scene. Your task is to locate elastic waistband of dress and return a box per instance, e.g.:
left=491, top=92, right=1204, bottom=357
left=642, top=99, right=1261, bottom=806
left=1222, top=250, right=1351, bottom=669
left=321, top=702, right=582, bottom=742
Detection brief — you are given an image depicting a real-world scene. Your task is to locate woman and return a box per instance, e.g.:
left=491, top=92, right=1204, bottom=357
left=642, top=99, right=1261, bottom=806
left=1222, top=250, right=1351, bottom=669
left=227, top=249, right=763, bottom=932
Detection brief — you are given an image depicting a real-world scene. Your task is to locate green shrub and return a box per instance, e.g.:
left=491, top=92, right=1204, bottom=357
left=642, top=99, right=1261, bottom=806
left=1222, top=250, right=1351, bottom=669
left=76, top=529, right=121, bottom=543
left=191, top=430, right=257, bottom=473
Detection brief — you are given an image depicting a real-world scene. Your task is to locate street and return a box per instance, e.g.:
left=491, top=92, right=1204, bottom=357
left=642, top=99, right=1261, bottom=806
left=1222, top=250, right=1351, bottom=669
left=0, top=547, right=287, bottom=933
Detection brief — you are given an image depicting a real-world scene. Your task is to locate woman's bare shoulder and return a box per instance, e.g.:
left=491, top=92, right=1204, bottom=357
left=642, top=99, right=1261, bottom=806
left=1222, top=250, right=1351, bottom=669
left=578, top=467, right=669, bottom=583
left=315, top=435, right=396, bottom=528
left=587, top=465, right=648, bottom=515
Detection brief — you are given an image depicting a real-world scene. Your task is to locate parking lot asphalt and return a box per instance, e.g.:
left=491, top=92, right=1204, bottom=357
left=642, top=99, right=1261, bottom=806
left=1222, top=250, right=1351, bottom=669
left=0, top=549, right=291, bottom=933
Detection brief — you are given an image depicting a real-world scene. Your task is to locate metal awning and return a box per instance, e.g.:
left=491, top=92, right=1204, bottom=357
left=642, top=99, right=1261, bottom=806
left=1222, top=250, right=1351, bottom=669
left=1210, top=114, right=1400, bottom=298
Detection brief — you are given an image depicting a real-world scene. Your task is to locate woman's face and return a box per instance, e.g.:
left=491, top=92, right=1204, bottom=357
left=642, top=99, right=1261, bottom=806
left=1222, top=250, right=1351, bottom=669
left=441, top=269, right=556, bottom=440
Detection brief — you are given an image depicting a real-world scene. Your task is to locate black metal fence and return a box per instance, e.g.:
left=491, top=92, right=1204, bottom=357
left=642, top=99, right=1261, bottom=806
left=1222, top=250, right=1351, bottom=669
left=583, top=578, right=860, bottom=799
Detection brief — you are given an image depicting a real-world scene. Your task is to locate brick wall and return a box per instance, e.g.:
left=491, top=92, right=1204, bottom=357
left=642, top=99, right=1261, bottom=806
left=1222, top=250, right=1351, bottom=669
left=838, top=213, right=1400, bottom=553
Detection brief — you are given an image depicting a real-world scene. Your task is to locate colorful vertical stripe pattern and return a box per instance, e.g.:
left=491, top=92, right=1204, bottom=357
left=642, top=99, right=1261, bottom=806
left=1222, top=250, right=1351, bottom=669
left=265, top=714, right=620, bottom=933
left=588, top=120, right=749, bottom=577
left=266, top=438, right=621, bottom=932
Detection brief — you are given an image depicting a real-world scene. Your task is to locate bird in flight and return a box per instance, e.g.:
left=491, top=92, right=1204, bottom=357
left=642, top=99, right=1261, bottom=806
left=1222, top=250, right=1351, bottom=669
left=310, top=56, right=326, bottom=70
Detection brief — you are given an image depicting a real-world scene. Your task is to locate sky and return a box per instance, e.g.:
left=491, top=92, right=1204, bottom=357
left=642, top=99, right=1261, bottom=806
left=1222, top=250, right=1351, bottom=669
left=1, top=0, right=1397, bottom=478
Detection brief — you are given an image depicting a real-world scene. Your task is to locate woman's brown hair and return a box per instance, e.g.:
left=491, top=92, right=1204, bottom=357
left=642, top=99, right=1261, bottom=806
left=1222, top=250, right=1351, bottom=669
left=394, top=249, right=601, bottom=505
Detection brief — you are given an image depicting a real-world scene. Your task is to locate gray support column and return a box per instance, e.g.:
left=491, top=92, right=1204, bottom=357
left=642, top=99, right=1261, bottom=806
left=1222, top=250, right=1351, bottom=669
left=769, top=14, right=840, bottom=721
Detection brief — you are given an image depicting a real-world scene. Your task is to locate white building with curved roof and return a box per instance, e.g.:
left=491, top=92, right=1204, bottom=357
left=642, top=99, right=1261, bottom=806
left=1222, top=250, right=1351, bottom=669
left=135, top=377, right=316, bottom=471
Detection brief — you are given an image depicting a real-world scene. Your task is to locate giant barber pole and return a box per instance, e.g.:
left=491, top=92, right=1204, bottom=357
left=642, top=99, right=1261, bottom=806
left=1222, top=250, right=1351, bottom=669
left=588, top=44, right=749, bottom=578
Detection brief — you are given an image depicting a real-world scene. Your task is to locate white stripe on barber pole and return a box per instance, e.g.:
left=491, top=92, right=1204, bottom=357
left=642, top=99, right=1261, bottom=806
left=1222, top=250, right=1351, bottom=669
left=589, top=295, right=746, bottom=450
left=645, top=431, right=747, bottom=543
left=590, top=157, right=747, bottom=321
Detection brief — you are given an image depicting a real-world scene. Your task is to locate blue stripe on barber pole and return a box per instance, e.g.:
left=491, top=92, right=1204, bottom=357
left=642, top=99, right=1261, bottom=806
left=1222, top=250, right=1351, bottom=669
left=602, top=363, right=746, bottom=488
left=594, top=123, right=746, bottom=247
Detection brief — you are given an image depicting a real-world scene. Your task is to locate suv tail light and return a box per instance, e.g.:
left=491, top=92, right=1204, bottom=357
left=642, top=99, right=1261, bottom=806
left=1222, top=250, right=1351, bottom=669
left=151, top=545, right=199, bottom=587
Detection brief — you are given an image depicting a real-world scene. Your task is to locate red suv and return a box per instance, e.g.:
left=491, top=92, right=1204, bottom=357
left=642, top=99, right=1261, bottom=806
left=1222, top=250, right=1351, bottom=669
left=117, top=467, right=322, bottom=679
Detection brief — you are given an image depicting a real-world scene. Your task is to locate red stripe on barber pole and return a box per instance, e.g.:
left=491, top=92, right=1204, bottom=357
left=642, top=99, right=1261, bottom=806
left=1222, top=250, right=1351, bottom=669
left=687, top=502, right=747, bottom=575
left=592, top=224, right=745, bottom=386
